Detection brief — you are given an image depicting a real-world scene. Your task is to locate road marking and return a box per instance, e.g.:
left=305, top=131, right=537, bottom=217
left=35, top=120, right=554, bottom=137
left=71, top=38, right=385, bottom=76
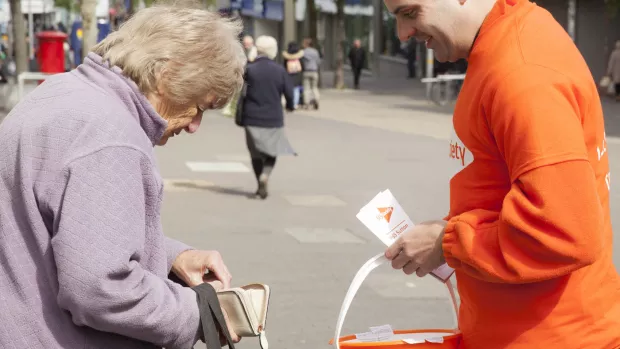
left=285, top=228, right=365, bottom=244
left=283, top=195, right=347, bottom=207
left=186, top=161, right=250, bottom=173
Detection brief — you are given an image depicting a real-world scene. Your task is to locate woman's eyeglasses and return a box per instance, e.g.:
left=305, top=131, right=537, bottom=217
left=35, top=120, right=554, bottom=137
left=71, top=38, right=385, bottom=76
left=197, top=97, right=225, bottom=112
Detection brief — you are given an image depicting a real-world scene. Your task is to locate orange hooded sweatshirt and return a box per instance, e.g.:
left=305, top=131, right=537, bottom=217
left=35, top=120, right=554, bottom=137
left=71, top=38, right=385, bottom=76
left=443, top=0, right=620, bottom=348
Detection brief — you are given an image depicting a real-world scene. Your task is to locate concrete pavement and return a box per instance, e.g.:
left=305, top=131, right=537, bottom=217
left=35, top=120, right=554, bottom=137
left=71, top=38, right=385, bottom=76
left=0, top=72, right=618, bottom=349
left=319, top=69, right=620, bottom=138
left=158, top=102, right=458, bottom=349
left=154, top=72, right=620, bottom=349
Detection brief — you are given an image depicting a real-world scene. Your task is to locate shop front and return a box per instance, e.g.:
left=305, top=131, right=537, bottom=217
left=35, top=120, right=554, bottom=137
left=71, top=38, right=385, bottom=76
left=221, top=0, right=284, bottom=59
left=257, top=0, right=283, bottom=46
left=239, top=0, right=264, bottom=37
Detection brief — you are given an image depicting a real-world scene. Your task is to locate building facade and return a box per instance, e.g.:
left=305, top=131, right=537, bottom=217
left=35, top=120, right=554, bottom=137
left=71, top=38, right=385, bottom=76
left=219, top=0, right=619, bottom=84
left=376, top=0, right=620, bottom=82
left=220, top=0, right=374, bottom=69
left=536, top=0, right=620, bottom=83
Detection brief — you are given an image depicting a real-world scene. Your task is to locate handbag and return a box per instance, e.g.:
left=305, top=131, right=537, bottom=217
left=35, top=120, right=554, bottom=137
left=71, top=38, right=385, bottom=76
left=217, top=283, right=271, bottom=349
left=607, top=80, right=616, bottom=96
left=330, top=253, right=461, bottom=348
left=235, top=77, right=248, bottom=127
left=600, top=76, right=611, bottom=88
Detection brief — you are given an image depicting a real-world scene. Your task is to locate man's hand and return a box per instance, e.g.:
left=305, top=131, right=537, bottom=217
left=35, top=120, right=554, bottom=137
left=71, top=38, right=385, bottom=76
left=171, top=250, right=232, bottom=289
left=385, top=220, right=447, bottom=277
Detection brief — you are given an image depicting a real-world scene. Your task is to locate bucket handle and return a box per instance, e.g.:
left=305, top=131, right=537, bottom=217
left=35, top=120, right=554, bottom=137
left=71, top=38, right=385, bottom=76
left=333, top=253, right=459, bottom=349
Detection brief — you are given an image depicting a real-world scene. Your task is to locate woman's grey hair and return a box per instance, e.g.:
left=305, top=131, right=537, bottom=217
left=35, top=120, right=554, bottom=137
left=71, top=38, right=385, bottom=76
left=92, top=0, right=246, bottom=107
left=255, top=36, right=278, bottom=60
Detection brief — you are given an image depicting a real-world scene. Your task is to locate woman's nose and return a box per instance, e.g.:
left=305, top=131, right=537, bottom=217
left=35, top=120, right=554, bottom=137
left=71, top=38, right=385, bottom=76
left=186, top=113, right=203, bottom=134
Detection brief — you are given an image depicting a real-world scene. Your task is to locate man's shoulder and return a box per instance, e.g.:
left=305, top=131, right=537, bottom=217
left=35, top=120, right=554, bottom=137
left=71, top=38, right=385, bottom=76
left=516, top=6, right=584, bottom=67
left=478, top=5, right=593, bottom=99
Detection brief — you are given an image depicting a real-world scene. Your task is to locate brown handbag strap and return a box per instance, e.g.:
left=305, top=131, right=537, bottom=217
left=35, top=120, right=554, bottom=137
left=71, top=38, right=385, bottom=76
left=193, top=283, right=236, bottom=349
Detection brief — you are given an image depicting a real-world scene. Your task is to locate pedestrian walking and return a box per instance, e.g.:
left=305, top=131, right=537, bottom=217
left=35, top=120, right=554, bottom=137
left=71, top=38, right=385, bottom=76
left=238, top=35, right=296, bottom=199
left=282, top=41, right=305, bottom=109
left=222, top=35, right=257, bottom=117
left=243, top=35, right=258, bottom=63
left=0, top=3, right=246, bottom=349
left=405, top=39, right=417, bottom=79
left=301, top=37, right=322, bottom=109
left=607, top=40, right=620, bottom=102
left=348, top=39, right=366, bottom=89
left=383, top=0, right=620, bottom=348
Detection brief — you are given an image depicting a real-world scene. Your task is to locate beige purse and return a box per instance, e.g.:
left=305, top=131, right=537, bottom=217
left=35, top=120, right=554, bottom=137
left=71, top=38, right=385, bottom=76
left=217, top=283, right=271, bottom=349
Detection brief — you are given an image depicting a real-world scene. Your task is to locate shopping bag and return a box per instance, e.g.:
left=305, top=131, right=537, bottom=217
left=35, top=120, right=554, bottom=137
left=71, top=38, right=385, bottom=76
left=330, top=253, right=462, bottom=349
left=599, top=76, right=617, bottom=96
left=234, top=82, right=247, bottom=127
left=608, top=81, right=616, bottom=96
left=600, top=76, right=611, bottom=89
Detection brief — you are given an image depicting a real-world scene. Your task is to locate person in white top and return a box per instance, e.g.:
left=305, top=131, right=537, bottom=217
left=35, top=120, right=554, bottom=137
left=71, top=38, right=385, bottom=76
left=223, top=36, right=257, bottom=116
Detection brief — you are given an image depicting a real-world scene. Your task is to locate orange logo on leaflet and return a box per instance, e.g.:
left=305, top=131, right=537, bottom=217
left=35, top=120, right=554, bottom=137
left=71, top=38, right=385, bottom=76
left=376, top=207, right=394, bottom=223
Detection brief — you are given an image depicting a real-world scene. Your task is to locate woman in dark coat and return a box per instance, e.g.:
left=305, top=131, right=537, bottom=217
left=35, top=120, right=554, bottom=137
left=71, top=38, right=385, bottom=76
left=282, top=41, right=304, bottom=108
left=239, top=35, right=296, bottom=199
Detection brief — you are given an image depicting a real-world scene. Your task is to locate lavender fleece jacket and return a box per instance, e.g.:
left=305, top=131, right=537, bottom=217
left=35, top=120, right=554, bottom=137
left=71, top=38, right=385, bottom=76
left=0, top=53, right=201, bottom=349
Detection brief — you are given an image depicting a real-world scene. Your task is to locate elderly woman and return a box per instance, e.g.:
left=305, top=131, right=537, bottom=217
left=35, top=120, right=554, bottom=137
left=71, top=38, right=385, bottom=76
left=239, top=36, right=296, bottom=199
left=0, top=3, right=245, bottom=349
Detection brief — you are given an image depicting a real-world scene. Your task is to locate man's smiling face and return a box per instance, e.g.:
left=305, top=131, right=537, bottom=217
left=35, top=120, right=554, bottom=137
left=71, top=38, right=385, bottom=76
left=384, top=0, right=464, bottom=62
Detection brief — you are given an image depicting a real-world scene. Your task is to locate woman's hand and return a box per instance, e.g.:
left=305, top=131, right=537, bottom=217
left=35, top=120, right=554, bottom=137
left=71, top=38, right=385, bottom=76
left=171, top=250, right=232, bottom=289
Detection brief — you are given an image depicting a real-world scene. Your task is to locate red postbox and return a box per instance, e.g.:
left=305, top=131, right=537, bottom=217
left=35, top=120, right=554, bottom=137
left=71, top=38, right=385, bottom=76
left=36, top=31, right=68, bottom=74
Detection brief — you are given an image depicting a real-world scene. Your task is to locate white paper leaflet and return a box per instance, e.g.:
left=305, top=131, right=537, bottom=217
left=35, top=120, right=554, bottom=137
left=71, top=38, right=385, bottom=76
left=354, top=324, right=395, bottom=342
left=356, top=189, right=455, bottom=282
left=369, top=324, right=394, bottom=335
left=403, top=337, right=445, bottom=344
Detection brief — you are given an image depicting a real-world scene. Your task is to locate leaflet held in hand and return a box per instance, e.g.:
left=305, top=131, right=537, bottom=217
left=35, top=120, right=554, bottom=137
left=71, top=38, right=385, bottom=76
left=356, top=189, right=455, bottom=282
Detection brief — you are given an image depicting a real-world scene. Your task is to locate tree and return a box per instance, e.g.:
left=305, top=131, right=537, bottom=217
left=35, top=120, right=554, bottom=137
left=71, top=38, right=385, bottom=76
left=54, top=0, right=73, bottom=11
left=607, top=0, right=620, bottom=17
left=126, top=0, right=135, bottom=16
left=308, top=0, right=318, bottom=45
left=205, top=0, right=216, bottom=9
left=80, top=0, right=98, bottom=60
left=9, top=0, right=28, bottom=75
left=333, top=0, right=345, bottom=89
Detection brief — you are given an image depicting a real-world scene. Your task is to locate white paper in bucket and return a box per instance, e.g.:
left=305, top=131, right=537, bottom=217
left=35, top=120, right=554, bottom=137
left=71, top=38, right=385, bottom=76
left=333, top=252, right=459, bottom=349
left=348, top=333, right=448, bottom=344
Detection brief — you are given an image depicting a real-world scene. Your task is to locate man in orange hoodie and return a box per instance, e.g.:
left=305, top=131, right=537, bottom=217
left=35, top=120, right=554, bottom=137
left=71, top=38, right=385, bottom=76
left=383, top=0, right=620, bottom=348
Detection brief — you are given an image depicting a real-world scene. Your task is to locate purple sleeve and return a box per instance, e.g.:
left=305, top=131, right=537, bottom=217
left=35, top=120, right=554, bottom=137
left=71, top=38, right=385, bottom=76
left=51, top=146, right=200, bottom=349
left=165, top=237, right=194, bottom=272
